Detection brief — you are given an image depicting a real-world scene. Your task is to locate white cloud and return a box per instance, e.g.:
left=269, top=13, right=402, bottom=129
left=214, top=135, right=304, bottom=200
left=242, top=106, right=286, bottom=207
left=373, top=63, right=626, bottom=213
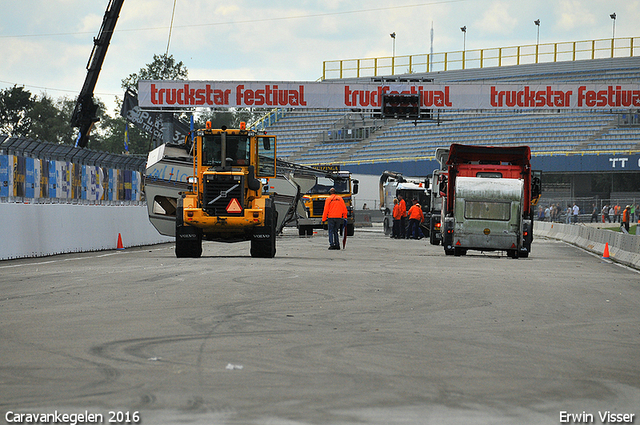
left=556, top=0, right=597, bottom=30
left=473, top=1, right=518, bottom=36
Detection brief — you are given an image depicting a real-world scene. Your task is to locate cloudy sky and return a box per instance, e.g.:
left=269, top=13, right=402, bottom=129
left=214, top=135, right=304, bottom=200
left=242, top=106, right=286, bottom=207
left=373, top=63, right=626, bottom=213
left=1, top=0, right=637, bottom=116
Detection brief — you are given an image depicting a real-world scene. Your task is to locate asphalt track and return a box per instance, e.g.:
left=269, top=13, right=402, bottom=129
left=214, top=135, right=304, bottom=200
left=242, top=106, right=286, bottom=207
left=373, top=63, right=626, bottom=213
left=1, top=228, right=639, bottom=425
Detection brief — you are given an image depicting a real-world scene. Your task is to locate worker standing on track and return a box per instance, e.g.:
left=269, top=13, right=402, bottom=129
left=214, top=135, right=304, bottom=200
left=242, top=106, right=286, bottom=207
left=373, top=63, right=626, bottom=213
left=322, top=187, right=348, bottom=250
left=407, top=199, right=424, bottom=239
left=397, top=195, right=407, bottom=239
left=392, top=198, right=402, bottom=238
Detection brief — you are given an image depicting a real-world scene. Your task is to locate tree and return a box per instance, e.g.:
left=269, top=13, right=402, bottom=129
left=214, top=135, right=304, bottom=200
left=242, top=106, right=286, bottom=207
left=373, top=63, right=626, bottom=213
left=195, top=108, right=254, bottom=129
left=27, top=95, right=76, bottom=144
left=121, top=53, right=188, bottom=94
left=97, top=115, right=150, bottom=155
left=0, top=85, right=34, bottom=136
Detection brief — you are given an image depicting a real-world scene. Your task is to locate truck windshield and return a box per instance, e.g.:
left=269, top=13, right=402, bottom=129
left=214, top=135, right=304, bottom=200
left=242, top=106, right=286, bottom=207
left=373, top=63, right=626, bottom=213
left=308, top=177, right=349, bottom=194
left=202, top=134, right=250, bottom=166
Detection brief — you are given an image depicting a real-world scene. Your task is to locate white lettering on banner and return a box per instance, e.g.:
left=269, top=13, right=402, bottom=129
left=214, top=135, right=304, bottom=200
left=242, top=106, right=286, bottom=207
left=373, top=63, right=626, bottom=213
left=609, top=158, right=629, bottom=168
left=138, top=81, right=640, bottom=110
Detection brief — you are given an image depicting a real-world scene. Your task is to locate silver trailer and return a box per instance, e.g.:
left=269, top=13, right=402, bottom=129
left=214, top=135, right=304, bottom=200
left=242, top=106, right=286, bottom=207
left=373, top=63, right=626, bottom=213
left=444, top=176, right=525, bottom=257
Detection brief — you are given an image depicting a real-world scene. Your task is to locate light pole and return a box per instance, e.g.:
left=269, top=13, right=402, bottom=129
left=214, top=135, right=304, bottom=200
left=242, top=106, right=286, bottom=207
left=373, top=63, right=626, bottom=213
left=390, top=32, right=396, bottom=57
left=610, top=13, right=616, bottom=39
left=390, top=32, right=396, bottom=75
left=460, top=26, right=467, bottom=69
left=534, top=19, right=540, bottom=64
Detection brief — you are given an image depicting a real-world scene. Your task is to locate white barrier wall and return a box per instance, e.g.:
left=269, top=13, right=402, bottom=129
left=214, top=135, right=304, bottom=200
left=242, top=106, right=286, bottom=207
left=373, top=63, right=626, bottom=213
left=535, top=221, right=640, bottom=270
left=0, top=203, right=172, bottom=260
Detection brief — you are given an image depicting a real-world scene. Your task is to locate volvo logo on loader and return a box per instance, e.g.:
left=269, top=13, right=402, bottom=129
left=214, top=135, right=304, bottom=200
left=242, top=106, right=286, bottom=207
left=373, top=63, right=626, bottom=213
left=208, top=183, right=240, bottom=205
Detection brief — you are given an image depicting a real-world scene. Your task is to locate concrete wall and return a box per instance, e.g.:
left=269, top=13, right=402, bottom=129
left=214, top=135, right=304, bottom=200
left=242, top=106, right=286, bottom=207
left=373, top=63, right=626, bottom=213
left=0, top=203, right=172, bottom=260
left=535, top=221, right=640, bottom=270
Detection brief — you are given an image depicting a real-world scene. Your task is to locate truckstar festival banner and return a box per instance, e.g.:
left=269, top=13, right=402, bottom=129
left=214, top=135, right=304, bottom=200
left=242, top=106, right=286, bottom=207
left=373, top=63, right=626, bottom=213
left=138, top=80, right=640, bottom=111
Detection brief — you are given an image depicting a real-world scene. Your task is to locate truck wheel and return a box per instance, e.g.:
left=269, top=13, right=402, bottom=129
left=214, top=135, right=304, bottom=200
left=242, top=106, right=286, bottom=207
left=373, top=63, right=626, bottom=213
left=430, top=231, right=440, bottom=245
left=251, top=208, right=277, bottom=258
left=298, top=226, right=306, bottom=236
left=306, top=226, right=313, bottom=236
left=444, top=248, right=454, bottom=256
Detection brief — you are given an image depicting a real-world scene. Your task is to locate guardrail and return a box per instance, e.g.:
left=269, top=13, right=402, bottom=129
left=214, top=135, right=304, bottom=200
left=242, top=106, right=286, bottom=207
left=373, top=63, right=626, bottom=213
left=323, top=36, right=640, bottom=80
left=535, top=221, right=640, bottom=270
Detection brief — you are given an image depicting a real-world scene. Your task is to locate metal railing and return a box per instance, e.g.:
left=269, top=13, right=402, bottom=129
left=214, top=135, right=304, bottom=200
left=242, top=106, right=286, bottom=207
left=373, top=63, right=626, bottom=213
left=0, top=136, right=145, bottom=171
left=249, top=108, right=287, bottom=131
left=323, top=36, right=640, bottom=80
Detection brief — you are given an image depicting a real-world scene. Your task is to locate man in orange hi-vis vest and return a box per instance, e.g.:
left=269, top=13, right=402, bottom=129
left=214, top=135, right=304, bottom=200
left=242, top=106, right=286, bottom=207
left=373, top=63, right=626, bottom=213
left=397, top=195, right=407, bottom=239
left=322, top=187, right=348, bottom=250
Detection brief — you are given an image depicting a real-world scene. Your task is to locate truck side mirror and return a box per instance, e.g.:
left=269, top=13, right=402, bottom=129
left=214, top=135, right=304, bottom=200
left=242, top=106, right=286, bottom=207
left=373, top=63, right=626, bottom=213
left=263, top=137, right=271, bottom=150
left=353, top=180, right=359, bottom=195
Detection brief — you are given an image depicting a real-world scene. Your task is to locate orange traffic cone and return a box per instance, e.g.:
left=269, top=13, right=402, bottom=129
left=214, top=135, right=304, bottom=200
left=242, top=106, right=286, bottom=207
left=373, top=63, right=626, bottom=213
left=117, top=233, right=125, bottom=250
left=602, top=242, right=609, bottom=259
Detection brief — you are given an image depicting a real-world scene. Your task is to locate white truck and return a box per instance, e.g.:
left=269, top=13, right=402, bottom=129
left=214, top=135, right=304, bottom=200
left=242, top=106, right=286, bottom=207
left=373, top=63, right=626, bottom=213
left=379, top=171, right=430, bottom=236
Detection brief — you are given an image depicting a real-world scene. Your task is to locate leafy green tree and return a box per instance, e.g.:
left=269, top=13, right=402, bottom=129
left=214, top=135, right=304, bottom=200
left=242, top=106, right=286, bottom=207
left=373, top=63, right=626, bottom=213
left=121, top=53, right=188, bottom=94
left=96, top=115, right=150, bottom=155
left=27, top=95, right=76, bottom=144
left=0, top=85, right=34, bottom=136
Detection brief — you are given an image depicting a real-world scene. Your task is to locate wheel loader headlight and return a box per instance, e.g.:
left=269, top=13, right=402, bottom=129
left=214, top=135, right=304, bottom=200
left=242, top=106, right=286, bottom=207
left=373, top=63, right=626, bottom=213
left=187, top=176, right=198, bottom=184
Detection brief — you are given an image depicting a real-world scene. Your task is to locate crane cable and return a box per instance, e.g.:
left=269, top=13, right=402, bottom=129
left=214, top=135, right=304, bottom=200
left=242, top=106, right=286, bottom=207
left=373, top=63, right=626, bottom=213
left=166, top=0, right=177, bottom=55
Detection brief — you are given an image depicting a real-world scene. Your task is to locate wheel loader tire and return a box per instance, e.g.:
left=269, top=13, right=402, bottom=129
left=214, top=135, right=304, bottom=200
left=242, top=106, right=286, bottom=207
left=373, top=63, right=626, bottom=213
left=251, top=208, right=277, bottom=258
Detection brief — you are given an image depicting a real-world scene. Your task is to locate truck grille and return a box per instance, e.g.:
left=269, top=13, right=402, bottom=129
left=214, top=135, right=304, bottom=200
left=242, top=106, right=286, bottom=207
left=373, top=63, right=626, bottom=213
left=312, top=199, right=325, bottom=217
left=203, top=174, right=244, bottom=216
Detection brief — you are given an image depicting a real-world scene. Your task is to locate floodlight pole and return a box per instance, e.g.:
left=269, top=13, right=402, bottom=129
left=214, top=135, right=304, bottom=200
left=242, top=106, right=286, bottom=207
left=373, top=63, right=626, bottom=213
left=610, top=13, right=616, bottom=39
left=534, top=19, right=540, bottom=63
left=390, top=32, right=396, bottom=75
left=460, top=26, right=467, bottom=69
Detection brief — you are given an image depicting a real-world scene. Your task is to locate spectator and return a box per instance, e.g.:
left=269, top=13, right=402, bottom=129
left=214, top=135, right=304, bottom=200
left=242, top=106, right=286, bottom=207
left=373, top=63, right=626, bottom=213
left=538, top=206, right=545, bottom=221
left=602, top=205, right=610, bottom=223
left=622, top=205, right=631, bottom=232
left=614, top=204, right=621, bottom=223
left=572, top=203, right=579, bottom=224
left=591, top=204, right=598, bottom=222
left=609, top=205, right=615, bottom=223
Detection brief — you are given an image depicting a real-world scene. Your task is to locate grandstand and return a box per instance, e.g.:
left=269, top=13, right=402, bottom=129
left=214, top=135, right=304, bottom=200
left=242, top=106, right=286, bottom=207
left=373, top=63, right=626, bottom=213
left=259, top=53, right=640, bottom=177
